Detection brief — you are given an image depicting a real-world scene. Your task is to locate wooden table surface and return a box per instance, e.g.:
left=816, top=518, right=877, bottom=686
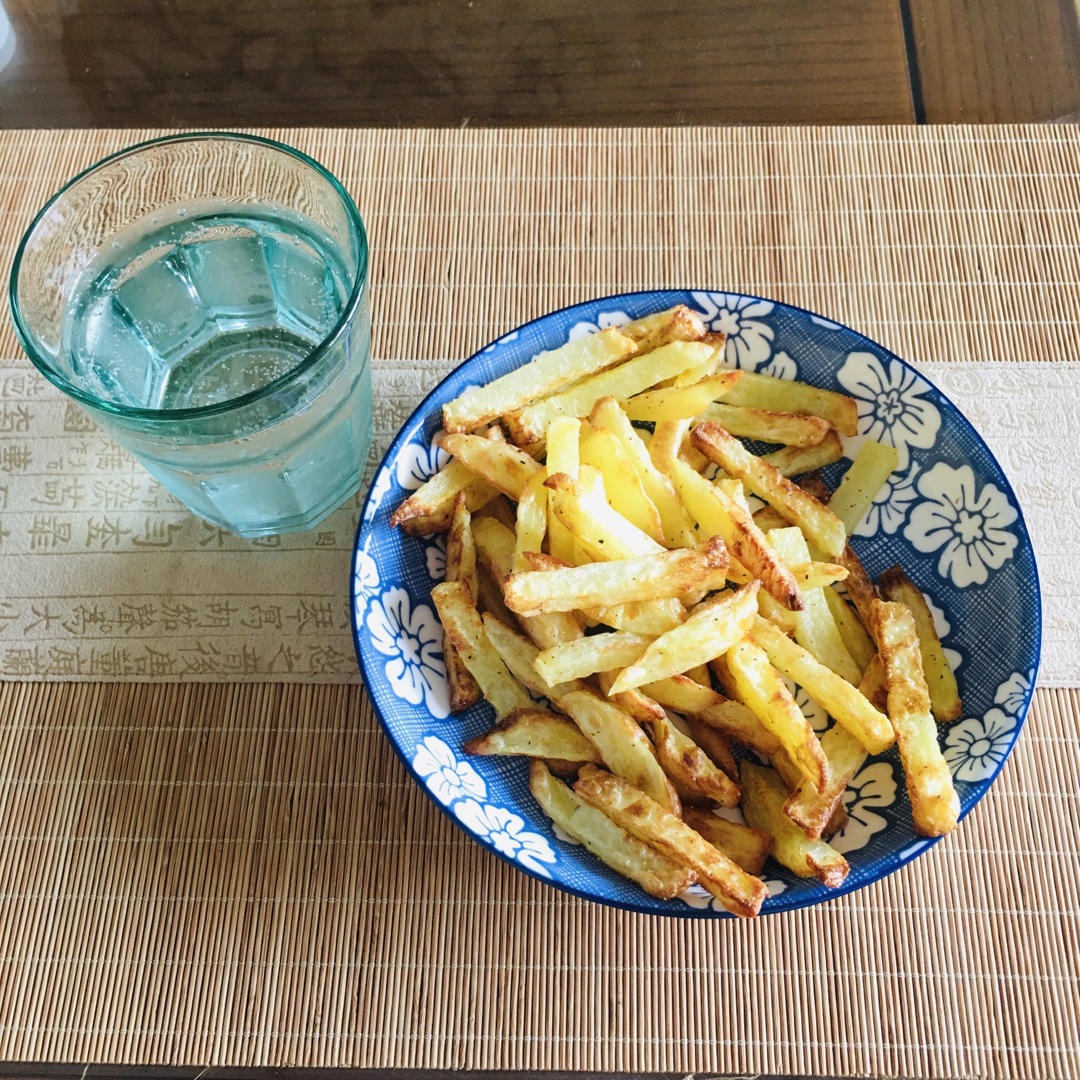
left=1, top=0, right=1078, bottom=126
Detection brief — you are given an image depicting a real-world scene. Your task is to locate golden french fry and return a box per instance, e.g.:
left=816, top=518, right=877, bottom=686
left=761, top=432, right=844, bottom=477
left=579, top=427, right=664, bottom=542
left=584, top=598, right=686, bottom=636
left=480, top=612, right=584, bottom=700
left=720, top=370, right=859, bottom=436
left=391, top=459, right=499, bottom=535
left=749, top=615, right=893, bottom=755
left=443, top=493, right=481, bottom=711
left=836, top=542, right=879, bottom=629
left=701, top=402, right=831, bottom=448
left=587, top=397, right=697, bottom=548
left=595, top=670, right=668, bottom=726
left=683, top=715, right=738, bottom=778
left=682, top=808, right=774, bottom=875
left=574, top=766, right=767, bottom=917
left=647, top=417, right=690, bottom=475
left=692, top=422, right=847, bottom=557
left=783, top=724, right=868, bottom=839
left=828, top=438, right=900, bottom=535
left=726, top=636, right=829, bottom=794
left=442, top=327, right=636, bottom=432
left=823, top=588, right=877, bottom=674
left=858, top=653, right=888, bottom=712
left=503, top=538, right=729, bottom=616
left=465, top=708, right=601, bottom=762
left=547, top=470, right=665, bottom=561
left=651, top=713, right=741, bottom=808
left=507, top=341, right=714, bottom=444
left=529, top=762, right=696, bottom=899
left=879, top=565, right=962, bottom=722
left=622, top=371, right=742, bottom=422
left=534, top=631, right=653, bottom=685
left=431, top=580, right=533, bottom=717
left=870, top=600, right=960, bottom=837
left=766, top=527, right=862, bottom=684
left=620, top=304, right=707, bottom=353
left=440, top=432, right=543, bottom=500
left=788, top=562, right=848, bottom=590
left=512, top=470, right=548, bottom=572
left=740, top=761, right=850, bottom=887
left=557, top=691, right=679, bottom=813
left=609, top=581, right=760, bottom=693
left=669, top=457, right=803, bottom=610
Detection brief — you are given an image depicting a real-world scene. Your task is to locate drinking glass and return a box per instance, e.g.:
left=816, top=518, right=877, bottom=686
left=10, top=133, right=372, bottom=537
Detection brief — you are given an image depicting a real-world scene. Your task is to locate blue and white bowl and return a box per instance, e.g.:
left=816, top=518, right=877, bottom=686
left=350, top=290, right=1041, bottom=917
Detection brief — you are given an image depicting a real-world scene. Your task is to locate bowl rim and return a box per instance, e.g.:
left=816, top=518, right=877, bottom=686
left=350, top=288, right=1043, bottom=918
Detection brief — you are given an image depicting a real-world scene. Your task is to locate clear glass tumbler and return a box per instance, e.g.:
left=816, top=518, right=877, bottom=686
left=10, top=133, right=372, bottom=537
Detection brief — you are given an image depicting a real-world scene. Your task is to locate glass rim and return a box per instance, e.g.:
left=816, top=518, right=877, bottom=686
left=8, top=131, right=369, bottom=422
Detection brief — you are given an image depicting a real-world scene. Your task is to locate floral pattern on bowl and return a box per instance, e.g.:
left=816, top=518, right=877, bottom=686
left=351, top=290, right=1041, bottom=918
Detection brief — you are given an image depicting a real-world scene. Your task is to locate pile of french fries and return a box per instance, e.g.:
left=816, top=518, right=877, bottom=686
left=390, top=305, right=963, bottom=917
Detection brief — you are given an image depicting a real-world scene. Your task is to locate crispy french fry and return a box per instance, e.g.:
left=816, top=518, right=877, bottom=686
left=669, top=458, right=803, bottom=610
left=503, top=538, right=729, bottom=616
left=440, top=433, right=543, bottom=500
left=720, top=370, right=858, bottom=437
left=749, top=615, right=893, bottom=754
left=824, top=588, right=877, bottom=674
left=692, top=422, right=847, bottom=557
left=740, top=761, right=850, bottom=887
left=752, top=505, right=791, bottom=533
left=682, top=715, right=738, bottom=778
left=507, top=341, right=714, bottom=444
left=609, top=581, right=761, bottom=693
left=796, top=469, right=832, bottom=504
left=545, top=416, right=581, bottom=477
left=584, top=598, right=686, bottom=636
left=761, top=432, right=844, bottom=477
left=622, top=371, right=742, bottom=422
left=620, top=304, right=707, bottom=353
left=783, top=724, right=868, bottom=839
left=444, top=493, right=481, bottom=711
left=431, top=580, right=533, bottom=717
left=512, top=470, right=548, bottom=572
left=558, top=691, right=679, bottom=813
left=390, top=459, right=499, bottom=535
left=858, top=653, right=888, bottom=712
left=529, top=762, right=696, bottom=899
left=651, top=713, right=741, bottom=808
left=574, top=766, right=767, bottom=916
left=648, top=418, right=691, bottom=475
left=788, top=561, right=848, bottom=590
left=442, top=327, right=636, bottom=432
left=535, top=631, right=653, bottom=685
left=766, top=527, right=862, bottom=685
left=879, top=565, right=962, bottom=722
left=701, top=402, right=831, bottom=448
left=828, top=438, right=900, bottom=535
left=475, top=563, right=515, bottom=622
left=836, top=543, right=879, bottom=629
left=480, top=612, right=584, bottom=700
left=579, top=427, right=664, bottom=542
left=587, top=397, right=697, bottom=547
left=823, top=802, right=849, bottom=839
left=595, top=670, right=668, bottom=726
left=465, top=708, right=601, bottom=762
left=726, top=637, right=829, bottom=794
left=547, top=470, right=665, bottom=561
left=476, top=492, right=518, bottom=530
left=870, top=600, right=959, bottom=836
left=682, top=808, right=774, bottom=875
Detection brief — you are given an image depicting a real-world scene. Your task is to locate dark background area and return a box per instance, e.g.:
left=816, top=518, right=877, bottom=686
left=1, top=0, right=1079, bottom=127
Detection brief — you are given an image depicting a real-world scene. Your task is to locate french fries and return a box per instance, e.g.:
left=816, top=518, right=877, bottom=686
left=390, top=304, right=976, bottom=912
left=870, top=600, right=960, bottom=836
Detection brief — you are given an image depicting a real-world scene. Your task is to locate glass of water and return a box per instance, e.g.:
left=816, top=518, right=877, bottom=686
left=9, top=133, right=372, bottom=537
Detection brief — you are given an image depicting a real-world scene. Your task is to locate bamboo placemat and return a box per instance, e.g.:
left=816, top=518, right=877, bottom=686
left=1, top=127, right=1078, bottom=1079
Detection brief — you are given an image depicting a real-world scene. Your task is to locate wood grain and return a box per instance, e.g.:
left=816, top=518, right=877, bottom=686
left=0, top=0, right=915, bottom=127
left=908, top=0, right=1080, bottom=121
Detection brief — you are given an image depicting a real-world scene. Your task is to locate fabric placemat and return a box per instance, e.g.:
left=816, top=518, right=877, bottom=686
left=0, top=128, right=1078, bottom=1080
left=0, top=127, right=1076, bottom=685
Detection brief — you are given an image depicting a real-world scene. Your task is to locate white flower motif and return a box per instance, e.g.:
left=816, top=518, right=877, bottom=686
left=944, top=708, right=1016, bottom=783
left=482, top=333, right=518, bottom=353
left=412, top=735, right=486, bottom=806
left=425, top=535, right=446, bottom=580
left=794, top=684, right=829, bottom=734
left=761, top=350, right=798, bottom=381
left=830, top=760, right=897, bottom=854
left=809, top=314, right=842, bottom=330
left=354, top=546, right=380, bottom=606
left=567, top=309, right=632, bottom=342
left=396, top=437, right=449, bottom=491
left=363, top=466, right=393, bottom=523
left=764, top=878, right=787, bottom=897
left=453, top=799, right=557, bottom=877
left=995, top=669, right=1033, bottom=716
left=691, top=292, right=775, bottom=371
left=366, top=587, right=449, bottom=718
left=903, top=462, right=1019, bottom=587
left=680, top=878, right=786, bottom=912
left=836, top=352, right=941, bottom=468
left=852, top=462, right=921, bottom=538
